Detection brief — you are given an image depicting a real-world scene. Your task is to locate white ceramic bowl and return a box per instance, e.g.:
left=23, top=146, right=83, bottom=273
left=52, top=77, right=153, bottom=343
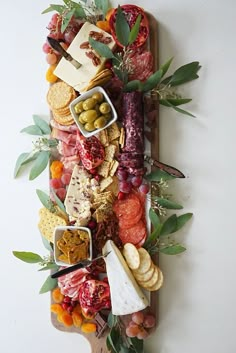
left=53, top=226, right=92, bottom=267
left=69, top=86, right=117, bottom=137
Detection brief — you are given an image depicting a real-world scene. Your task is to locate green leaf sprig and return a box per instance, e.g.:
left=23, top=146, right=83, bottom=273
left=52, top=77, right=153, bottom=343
left=144, top=209, right=193, bottom=255
left=12, top=251, right=59, bottom=293
left=14, top=115, right=58, bottom=180
left=42, top=0, right=111, bottom=32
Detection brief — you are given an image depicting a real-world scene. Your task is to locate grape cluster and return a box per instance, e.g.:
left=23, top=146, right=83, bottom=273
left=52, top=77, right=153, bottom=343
left=42, top=13, right=82, bottom=64
left=126, top=311, right=156, bottom=340
left=50, top=171, right=72, bottom=201
left=117, top=168, right=150, bottom=197
left=61, top=295, right=78, bottom=314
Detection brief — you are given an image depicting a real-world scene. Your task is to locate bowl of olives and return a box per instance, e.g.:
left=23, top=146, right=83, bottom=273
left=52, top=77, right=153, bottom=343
left=69, top=86, right=117, bottom=137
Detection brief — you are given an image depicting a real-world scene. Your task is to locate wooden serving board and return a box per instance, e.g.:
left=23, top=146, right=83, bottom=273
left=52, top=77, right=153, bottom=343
left=51, top=13, right=159, bottom=353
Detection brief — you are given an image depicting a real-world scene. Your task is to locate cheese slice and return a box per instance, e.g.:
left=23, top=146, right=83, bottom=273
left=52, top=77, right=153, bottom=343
left=54, top=22, right=116, bottom=92
left=102, top=240, right=149, bottom=315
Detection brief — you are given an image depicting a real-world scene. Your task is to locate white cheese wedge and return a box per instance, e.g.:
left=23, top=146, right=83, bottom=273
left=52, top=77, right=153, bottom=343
left=54, top=22, right=116, bottom=92
left=102, top=240, right=149, bottom=316
left=64, top=165, right=94, bottom=226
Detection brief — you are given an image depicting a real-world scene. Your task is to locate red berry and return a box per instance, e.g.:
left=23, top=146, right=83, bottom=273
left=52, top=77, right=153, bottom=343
left=118, top=191, right=125, bottom=200
left=94, top=174, right=100, bottom=182
left=88, top=220, right=97, bottom=230
left=89, top=168, right=97, bottom=175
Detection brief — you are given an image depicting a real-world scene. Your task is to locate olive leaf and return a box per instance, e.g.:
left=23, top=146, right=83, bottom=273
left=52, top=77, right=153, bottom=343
left=61, top=8, right=75, bottom=32
left=160, top=214, right=177, bottom=236
left=160, top=99, right=196, bottom=117
left=12, top=251, right=43, bottom=264
left=89, top=37, right=115, bottom=59
left=20, top=125, right=43, bottom=136
left=160, top=244, right=186, bottom=255
left=142, top=69, right=163, bottom=92
left=145, top=169, right=176, bottom=182
left=124, top=80, right=143, bottom=92
left=174, top=213, right=193, bottom=232
left=107, top=327, right=121, bottom=353
left=149, top=208, right=161, bottom=228
left=167, top=61, right=201, bottom=87
left=38, top=263, right=59, bottom=271
left=14, top=152, right=31, bottom=178
left=41, top=235, right=53, bottom=252
left=39, top=275, right=58, bottom=294
left=95, top=0, right=109, bottom=17
left=115, top=5, right=130, bottom=46
left=51, top=189, right=67, bottom=213
left=36, top=189, right=56, bottom=212
left=29, top=151, right=50, bottom=180
left=41, top=4, right=65, bottom=14
left=160, top=57, right=174, bottom=77
left=107, top=312, right=118, bottom=328
left=128, top=14, right=141, bottom=45
left=33, top=115, right=51, bottom=135
left=155, top=197, right=183, bottom=210
left=159, top=98, right=192, bottom=106
left=130, top=337, right=144, bottom=353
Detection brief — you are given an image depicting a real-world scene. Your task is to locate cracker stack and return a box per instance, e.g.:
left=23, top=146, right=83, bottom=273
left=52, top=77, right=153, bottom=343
left=47, top=81, right=77, bottom=125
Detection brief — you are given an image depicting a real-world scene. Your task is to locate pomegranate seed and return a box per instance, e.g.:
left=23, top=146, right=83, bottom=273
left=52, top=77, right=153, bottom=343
left=89, top=168, right=97, bottom=175
left=62, top=302, right=70, bottom=310
left=63, top=296, right=71, bottom=303
left=94, top=174, right=100, bottom=182
left=118, top=191, right=125, bottom=200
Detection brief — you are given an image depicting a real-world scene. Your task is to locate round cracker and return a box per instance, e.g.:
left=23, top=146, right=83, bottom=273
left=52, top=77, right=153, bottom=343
left=145, top=268, right=164, bottom=291
left=133, top=263, right=155, bottom=282
left=138, top=265, right=159, bottom=288
left=47, top=82, right=75, bottom=110
left=123, top=243, right=140, bottom=270
left=133, top=247, right=152, bottom=274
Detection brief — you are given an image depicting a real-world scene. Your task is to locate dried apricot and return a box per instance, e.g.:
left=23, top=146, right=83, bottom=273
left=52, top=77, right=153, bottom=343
left=105, top=8, right=114, bottom=22
left=60, top=312, right=73, bottom=327
left=50, top=160, right=64, bottom=179
left=52, top=287, right=64, bottom=303
left=96, top=20, right=111, bottom=33
left=73, top=304, right=82, bottom=314
left=72, top=312, right=83, bottom=327
left=81, top=322, right=97, bottom=333
left=46, top=64, right=58, bottom=83
left=50, top=303, right=63, bottom=314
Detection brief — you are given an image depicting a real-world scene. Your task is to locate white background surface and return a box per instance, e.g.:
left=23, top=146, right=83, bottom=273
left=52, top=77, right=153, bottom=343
left=1, top=0, right=236, bottom=352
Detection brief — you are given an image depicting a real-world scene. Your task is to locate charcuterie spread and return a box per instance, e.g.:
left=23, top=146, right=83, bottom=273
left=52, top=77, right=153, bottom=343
left=13, top=1, right=201, bottom=352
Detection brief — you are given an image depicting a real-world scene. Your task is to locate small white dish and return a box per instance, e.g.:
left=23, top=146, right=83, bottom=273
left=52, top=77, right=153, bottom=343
left=69, top=86, right=117, bottom=137
left=53, top=226, right=92, bottom=267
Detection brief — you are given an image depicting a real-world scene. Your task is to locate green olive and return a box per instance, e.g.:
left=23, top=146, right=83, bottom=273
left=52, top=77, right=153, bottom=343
left=82, top=98, right=97, bottom=110
left=94, top=116, right=107, bottom=129
left=99, top=102, right=111, bottom=114
left=74, top=101, right=84, bottom=114
left=84, top=122, right=95, bottom=131
left=78, top=114, right=86, bottom=124
left=92, top=92, right=104, bottom=104
left=82, top=109, right=98, bottom=123
left=102, top=112, right=112, bottom=121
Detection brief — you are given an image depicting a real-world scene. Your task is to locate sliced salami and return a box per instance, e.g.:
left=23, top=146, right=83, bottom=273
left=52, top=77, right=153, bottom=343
left=113, top=193, right=141, bottom=220
left=128, top=51, right=154, bottom=82
left=119, top=220, right=147, bottom=245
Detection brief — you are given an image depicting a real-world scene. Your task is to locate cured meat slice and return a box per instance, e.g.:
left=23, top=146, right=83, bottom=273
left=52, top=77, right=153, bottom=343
left=119, top=220, right=147, bottom=245
left=128, top=51, right=154, bottom=82
left=113, top=193, right=142, bottom=220
left=119, top=210, right=143, bottom=229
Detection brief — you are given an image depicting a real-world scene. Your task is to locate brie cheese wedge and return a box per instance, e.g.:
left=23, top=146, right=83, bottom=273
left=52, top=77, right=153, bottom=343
left=54, top=22, right=116, bottom=92
left=102, top=240, right=149, bottom=316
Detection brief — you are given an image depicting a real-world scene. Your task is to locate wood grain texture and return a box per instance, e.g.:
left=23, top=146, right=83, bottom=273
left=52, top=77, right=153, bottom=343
left=51, top=13, right=159, bottom=352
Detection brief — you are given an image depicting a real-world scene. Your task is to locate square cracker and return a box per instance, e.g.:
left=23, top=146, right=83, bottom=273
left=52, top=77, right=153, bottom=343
left=100, top=176, right=113, bottom=191
left=98, top=161, right=111, bottom=178
left=99, top=129, right=109, bottom=147
left=107, top=122, right=120, bottom=141
left=105, top=144, right=117, bottom=162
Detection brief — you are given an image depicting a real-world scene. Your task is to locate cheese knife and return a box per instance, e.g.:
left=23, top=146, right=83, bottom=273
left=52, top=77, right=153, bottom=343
left=47, top=36, right=82, bottom=69
left=144, top=155, right=185, bottom=178
left=51, top=252, right=111, bottom=279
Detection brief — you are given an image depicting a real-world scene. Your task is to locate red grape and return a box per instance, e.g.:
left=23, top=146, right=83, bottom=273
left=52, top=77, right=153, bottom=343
left=119, top=180, right=132, bottom=193
left=118, top=191, right=125, bottom=200
left=42, top=42, right=51, bottom=54
left=139, top=183, right=150, bottom=194
left=50, top=13, right=62, bottom=26
left=50, top=178, right=63, bottom=189
left=56, top=188, right=67, bottom=201
left=117, top=169, right=129, bottom=181
left=131, top=176, right=143, bottom=187
left=61, top=173, right=71, bottom=185
left=46, top=52, right=58, bottom=65
left=143, top=314, right=156, bottom=328
left=64, top=30, right=76, bottom=44
left=137, top=328, right=149, bottom=339
left=126, top=324, right=140, bottom=338
left=87, top=220, right=97, bottom=230
left=132, top=311, right=144, bottom=325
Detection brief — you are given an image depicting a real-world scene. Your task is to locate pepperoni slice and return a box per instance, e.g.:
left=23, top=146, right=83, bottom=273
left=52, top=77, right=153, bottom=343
left=113, top=193, right=141, bottom=220
left=119, top=220, right=147, bottom=245
left=119, top=210, right=143, bottom=229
